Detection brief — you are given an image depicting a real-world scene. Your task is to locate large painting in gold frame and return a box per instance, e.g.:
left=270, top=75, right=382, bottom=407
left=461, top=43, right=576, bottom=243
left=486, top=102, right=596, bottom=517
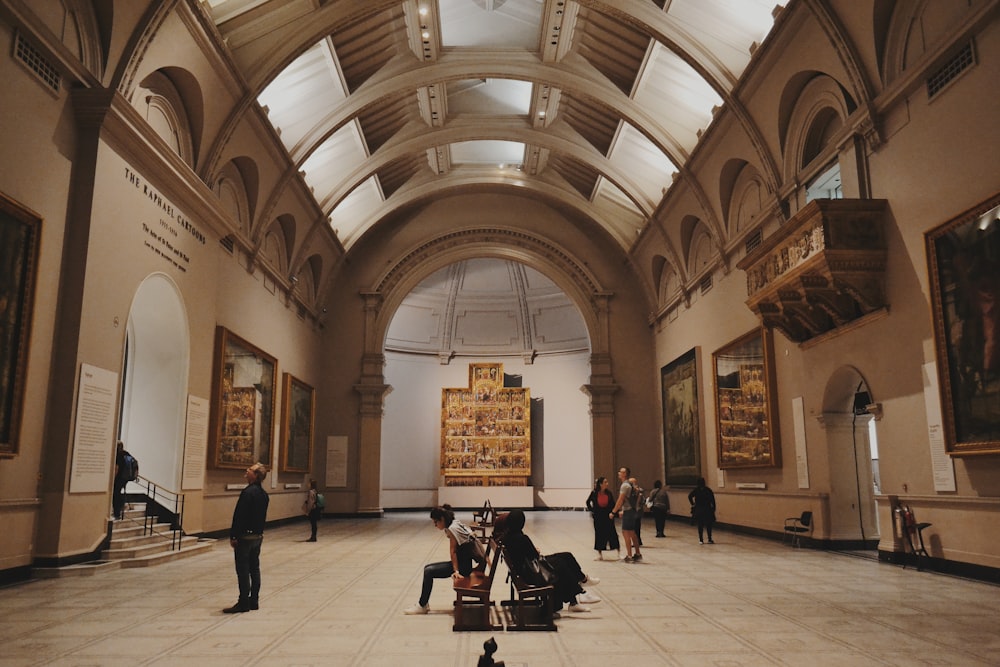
left=209, top=326, right=278, bottom=469
left=712, top=328, right=781, bottom=469
left=926, top=192, right=1000, bottom=456
left=0, top=193, right=40, bottom=458
left=280, top=373, right=314, bottom=473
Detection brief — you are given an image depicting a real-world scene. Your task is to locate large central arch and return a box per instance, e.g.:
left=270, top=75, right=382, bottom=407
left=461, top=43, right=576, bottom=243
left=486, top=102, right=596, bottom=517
left=353, top=227, right=620, bottom=514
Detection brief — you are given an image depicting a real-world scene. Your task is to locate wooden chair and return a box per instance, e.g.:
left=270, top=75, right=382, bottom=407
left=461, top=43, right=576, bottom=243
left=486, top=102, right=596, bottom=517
left=471, top=500, right=495, bottom=542
left=453, top=537, right=503, bottom=631
left=899, top=504, right=932, bottom=571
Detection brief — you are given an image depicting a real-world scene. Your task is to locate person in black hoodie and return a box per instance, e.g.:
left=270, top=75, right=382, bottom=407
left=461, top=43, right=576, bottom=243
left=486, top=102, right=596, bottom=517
left=224, top=462, right=270, bottom=613
left=494, top=510, right=600, bottom=613
left=688, top=477, right=716, bottom=544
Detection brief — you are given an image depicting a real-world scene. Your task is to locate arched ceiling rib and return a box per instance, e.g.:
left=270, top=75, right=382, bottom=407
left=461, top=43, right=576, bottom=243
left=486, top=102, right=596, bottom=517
left=205, top=0, right=784, bottom=254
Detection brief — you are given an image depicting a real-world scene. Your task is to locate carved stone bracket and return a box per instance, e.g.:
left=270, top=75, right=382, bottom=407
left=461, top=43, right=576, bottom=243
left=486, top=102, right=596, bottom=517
left=737, top=199, right=889, bottom=343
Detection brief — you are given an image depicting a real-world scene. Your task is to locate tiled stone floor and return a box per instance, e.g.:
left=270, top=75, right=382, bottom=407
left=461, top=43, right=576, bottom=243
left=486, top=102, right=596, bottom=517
left=2, top=511, right=999, bottom=666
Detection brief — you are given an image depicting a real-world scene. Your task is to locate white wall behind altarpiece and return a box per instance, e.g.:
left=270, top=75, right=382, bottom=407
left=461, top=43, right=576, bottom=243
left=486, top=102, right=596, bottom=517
left=381, top=351, right=593, bottom=509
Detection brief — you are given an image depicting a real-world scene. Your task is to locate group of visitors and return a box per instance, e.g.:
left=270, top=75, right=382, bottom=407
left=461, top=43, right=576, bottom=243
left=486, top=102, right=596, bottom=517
left=216, top=461, right=717, bottom=617
left=585, top=467, right=718, bottom=560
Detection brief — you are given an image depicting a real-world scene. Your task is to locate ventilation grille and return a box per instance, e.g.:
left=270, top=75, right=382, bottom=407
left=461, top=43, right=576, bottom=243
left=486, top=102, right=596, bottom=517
left=699, top=274, right=713, bottom=294
left=220, top=235, right=235, bottom=254
left=745, top=229, right=763, bottom=255
left=927, top=42, right=974, bottom=99
left=14, top=32, right=60, bottom=93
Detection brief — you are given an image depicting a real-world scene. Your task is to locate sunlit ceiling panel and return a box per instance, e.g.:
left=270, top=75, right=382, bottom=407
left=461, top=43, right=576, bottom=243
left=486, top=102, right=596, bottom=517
left=634, top=43, right=723, bottom=154
left=451, top=140, right=526, bottom=166
left=257, top=41, right=347, bottom=153
left=667, top=0, right=781, bottom=79
left=330, top=177, right=384, bottom=245
left=300, top=124, right=369, bottom=209
left=591, top=181, right=646, bottom=246
left=608, top=123, right=677, bottom=206
left=439, top=0, right=543, bottom=48
left=447, top=79, right=533, bottom=115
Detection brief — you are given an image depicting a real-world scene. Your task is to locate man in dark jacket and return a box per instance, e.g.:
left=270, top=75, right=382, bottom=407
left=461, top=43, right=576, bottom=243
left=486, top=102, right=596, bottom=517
left=224, top=462, right=270, bottom=613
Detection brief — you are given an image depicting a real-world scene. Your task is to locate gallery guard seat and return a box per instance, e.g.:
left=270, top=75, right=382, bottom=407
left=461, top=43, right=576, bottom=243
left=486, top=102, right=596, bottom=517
left=783, top=511, right=813, bottom=547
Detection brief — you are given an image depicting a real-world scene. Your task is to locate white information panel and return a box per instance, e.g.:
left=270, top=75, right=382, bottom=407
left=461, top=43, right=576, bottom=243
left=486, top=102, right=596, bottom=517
left=182, top=395, right=209, bottom=490
left=922, top=362, right=956, bottom=493
left=69, top=364, right=119, bottom=493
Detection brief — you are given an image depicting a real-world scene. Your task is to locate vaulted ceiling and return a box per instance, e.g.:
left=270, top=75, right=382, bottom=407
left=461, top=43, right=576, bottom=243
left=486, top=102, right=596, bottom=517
left=206, top=0, right=782, bottom=253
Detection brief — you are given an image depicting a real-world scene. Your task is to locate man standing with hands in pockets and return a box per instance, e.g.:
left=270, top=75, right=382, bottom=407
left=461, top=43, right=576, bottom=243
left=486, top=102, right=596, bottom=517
left=224, top=462, right=269, bottom=613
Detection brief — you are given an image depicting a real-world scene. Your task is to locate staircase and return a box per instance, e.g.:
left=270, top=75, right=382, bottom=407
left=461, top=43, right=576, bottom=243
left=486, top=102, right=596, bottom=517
left=32, top=503, right=215, bottom=579
left=103, top=503, right=215, bottom=567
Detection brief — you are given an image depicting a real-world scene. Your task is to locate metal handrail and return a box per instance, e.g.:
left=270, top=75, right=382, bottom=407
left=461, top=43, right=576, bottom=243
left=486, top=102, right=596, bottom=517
left=128, top=474, right=186, bottom=551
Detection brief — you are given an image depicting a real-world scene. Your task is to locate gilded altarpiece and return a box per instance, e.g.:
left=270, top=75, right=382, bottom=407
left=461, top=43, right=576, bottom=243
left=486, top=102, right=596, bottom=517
left=441, top=363, right=531, bottom=486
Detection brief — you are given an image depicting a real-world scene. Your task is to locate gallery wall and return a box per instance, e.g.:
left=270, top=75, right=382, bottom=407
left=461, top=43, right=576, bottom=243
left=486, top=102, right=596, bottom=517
left=381, top=351, right=593, bottom=509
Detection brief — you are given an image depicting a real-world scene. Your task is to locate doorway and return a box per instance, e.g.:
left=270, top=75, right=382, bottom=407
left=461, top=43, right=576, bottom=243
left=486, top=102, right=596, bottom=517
left=822, top=366, right=880, bottom=548
left=118, top=273, right=190, bottom=491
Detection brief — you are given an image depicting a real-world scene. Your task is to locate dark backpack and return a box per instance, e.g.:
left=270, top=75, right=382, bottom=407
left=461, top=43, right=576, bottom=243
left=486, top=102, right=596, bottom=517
left=122, top=452, right=139, bottom=481
left=315, top=493, right=326, bottom=510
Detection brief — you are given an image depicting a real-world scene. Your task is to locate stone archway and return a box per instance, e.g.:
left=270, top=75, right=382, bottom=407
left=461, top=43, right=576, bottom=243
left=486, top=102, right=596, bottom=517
left=821, top=365, right=880, bottom=546
left=120, top=273, right=190, bottom=491
left=353, top=228, right=619, bottom=514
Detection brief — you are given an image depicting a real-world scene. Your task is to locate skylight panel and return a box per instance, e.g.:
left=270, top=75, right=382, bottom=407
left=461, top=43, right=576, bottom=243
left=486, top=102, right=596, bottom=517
left=447, top=79, right=532, bottom=115
left=439, top=0, right=542, bottom=49
left=667, top=0, right=780, bottom=77
left=608, top=123, right=677, bottom=205
left=329, top=177, right=383, bottom=246
left=451, top=140, right=526, bottom=167
left=634, top=43, right=723, bottom=154
left=258, top=41, right=348, bottom=151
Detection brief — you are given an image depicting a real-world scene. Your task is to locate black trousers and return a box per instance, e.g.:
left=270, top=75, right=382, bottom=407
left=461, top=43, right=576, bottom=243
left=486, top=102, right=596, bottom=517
left=234, top=535, right=263, bottom=604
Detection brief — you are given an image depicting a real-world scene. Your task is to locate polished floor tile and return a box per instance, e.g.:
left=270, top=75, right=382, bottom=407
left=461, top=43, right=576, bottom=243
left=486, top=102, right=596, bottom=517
left=2, top=511, right=998, bottom=666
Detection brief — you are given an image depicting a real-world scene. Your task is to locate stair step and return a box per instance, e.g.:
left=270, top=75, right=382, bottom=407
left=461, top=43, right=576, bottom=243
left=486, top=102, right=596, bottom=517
left=119, top=539, right=216, bottom=568
left=32, top=560, right=122, bottom=579
left=103, top=535, right=201, bottom=560
left=33, top=539, right=216, bottom=577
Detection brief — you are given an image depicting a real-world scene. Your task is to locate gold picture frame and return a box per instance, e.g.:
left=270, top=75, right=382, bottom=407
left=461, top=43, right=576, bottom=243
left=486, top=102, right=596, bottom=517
left=280, top=373, right=314, bottom=473
left=926, top=192, right=1000, bottom=455
left=712, top=328, right=781, bottom=469
left=209, top=326, right=278, bottom=469
left=0, top=193, right=41, bottom=458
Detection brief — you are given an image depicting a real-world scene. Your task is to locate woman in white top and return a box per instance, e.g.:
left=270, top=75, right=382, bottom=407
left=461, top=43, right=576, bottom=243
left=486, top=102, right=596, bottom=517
left=404, top=504, right=484, bottom=614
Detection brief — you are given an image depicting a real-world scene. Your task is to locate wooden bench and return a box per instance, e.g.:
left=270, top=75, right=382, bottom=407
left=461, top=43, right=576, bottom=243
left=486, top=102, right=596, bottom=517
left=498, top=545, right=557, bottom=632
left=452, top=537, right=503, bottom=631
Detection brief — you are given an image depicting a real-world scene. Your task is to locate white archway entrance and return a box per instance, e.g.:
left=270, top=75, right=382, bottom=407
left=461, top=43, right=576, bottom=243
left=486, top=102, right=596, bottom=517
left=119, top=273, right=190, bottom=491
left=821, top=366, right=880, bottom=546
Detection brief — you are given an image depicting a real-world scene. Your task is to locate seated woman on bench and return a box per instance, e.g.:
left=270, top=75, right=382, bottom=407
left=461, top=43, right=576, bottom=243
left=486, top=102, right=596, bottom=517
left=494, top=509, right=601, bottom=613
left=405, top=504, right=486, bottom=615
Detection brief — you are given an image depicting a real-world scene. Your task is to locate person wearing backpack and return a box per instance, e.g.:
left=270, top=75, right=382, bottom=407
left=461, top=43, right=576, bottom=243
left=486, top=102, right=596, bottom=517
left=610, top=467, right=642, bottom=563
left=648, top=480, right=671, bottom=537
left=303, top=479, right=321, bottom=542
left=112, top=440, right=133, bottom=520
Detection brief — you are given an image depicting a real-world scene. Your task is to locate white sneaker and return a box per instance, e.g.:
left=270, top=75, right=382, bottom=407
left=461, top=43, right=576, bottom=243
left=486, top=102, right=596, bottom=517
left=577, top=591, right=601, bottom=604
left=583, top=575, right=600, bottom=585
left=403, top=603, right=429, bottom=615
left=567, top=603, right=591, bottom=613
